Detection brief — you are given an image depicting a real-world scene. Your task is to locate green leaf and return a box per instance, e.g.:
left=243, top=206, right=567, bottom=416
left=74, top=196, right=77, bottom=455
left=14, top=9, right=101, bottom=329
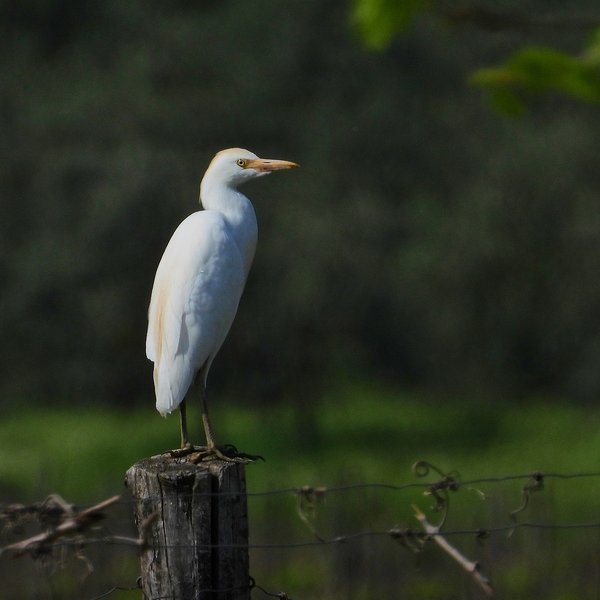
left=471, top=29, right=600, bottom=113
left=351, top=0, right=430, bottom=49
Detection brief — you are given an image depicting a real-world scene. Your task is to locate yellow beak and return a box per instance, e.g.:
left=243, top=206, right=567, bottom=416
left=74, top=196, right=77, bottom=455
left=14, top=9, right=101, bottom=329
left=246, top=158, right=299, bottom=172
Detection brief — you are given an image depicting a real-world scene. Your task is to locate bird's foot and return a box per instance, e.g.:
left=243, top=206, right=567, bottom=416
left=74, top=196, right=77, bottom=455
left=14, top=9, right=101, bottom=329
left=168, top=443, right=264, bottom=463
left=187, top=444, right=264, bottom=464
left=169, top=442, right=195, bottom=458
left=215, top=444, right=265, bottom=463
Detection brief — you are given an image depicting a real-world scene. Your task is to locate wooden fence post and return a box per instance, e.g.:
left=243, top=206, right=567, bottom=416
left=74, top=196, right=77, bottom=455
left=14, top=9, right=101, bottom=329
left=126, top=454, right=249, bottom=600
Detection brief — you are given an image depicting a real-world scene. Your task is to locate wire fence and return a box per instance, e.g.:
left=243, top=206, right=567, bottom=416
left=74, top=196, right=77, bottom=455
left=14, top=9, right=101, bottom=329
left=2, top=461, right=600, bottom=599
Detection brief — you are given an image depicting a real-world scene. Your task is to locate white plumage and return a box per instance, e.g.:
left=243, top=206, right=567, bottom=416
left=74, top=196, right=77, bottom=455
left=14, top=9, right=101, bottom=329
left=146, top=148, right=298, bottom=451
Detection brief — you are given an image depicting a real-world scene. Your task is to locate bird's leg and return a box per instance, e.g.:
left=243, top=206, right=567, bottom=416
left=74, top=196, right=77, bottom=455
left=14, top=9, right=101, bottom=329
left=180, top=399, right=191, bottom=449
left=169, top=400, right=195, bottom=457
left=200, top=384, right=218, bottom=451
left=174, top=370, right=262, bottom=464
left=187, top=384, right=263, bottom=464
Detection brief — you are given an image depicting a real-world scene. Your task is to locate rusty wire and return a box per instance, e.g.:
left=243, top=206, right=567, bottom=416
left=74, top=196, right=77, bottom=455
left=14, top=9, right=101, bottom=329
left=115, top=468, right=600, bottom=502
left=3, top=463, right=600, bottom=600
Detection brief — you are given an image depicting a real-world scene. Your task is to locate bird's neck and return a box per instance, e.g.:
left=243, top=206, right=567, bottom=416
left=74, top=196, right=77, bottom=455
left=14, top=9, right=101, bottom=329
left=199, top=182, right=258, bottom=276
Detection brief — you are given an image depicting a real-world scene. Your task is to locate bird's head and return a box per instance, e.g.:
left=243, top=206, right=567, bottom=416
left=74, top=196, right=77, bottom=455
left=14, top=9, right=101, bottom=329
left=205, top=148, right=299, bottom=188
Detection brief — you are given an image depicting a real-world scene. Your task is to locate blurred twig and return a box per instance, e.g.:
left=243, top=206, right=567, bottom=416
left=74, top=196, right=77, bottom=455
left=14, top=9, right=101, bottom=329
left=0, top=495, right=121, bottom=558
left=413, top=505, right=494, bottom=597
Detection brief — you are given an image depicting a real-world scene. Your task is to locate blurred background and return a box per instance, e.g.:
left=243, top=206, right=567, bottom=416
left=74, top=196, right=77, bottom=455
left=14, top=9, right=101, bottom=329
left=1, top=0, right=600, bottom=598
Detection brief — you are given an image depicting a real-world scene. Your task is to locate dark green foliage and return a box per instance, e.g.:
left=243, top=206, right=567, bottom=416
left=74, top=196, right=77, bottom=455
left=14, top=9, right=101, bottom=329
left=472, top=41, right=600, bottom=114
left=354, top=0, right=600, bottom=112
left=350, top=0, right=430, bottom=48
left=1, top=0, right=600, bottom=406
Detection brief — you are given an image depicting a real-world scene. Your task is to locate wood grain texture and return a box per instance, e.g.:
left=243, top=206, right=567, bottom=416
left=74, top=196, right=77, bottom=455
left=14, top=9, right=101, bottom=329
left=126, top=455, right=249, bottom=600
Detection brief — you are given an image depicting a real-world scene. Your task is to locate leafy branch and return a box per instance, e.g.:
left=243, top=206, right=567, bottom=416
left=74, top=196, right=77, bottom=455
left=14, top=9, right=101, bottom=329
left=351, top=0, right=600, bottom=112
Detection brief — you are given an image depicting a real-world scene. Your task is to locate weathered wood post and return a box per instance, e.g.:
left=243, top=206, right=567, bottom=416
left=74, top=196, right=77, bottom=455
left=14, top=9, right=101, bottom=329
left=126, top=453, right=249, bottom=600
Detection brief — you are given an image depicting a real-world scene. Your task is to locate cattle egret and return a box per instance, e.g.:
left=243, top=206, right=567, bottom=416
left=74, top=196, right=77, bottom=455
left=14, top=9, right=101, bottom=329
left=146, top=148, right=298, bottom=460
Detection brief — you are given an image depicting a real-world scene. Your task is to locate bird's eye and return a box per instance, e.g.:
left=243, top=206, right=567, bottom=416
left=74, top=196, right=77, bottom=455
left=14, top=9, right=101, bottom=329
left=236, top=159, right=247, bottom=168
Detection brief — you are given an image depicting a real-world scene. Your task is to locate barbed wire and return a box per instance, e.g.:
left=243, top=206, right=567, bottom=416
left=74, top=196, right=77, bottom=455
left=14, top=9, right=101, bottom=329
left=3, top=464, right=599, bottom=555
left=24, top=517, right=600, bottom=554
left=3, top=462, right=600, bottom=599
left=87, top=576, right=293, bottom=600
left=113, top=468, right=600, bottom=502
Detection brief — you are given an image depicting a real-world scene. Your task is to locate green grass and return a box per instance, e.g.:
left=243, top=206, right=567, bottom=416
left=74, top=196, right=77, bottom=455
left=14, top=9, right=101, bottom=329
left=1, top=385, right=599, bottom=504
left=1, top=384, right=599, bottom=599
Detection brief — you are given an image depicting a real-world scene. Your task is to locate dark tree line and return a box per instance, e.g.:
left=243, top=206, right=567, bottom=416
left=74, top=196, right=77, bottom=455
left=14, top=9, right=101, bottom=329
left=1, top=0, right=600, bottom=407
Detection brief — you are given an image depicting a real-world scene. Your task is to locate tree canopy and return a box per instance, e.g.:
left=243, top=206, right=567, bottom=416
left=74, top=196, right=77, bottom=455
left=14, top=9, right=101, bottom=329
left=352, top=0, right=600, bottom=113
left=2, top=0, right=600, bottom=407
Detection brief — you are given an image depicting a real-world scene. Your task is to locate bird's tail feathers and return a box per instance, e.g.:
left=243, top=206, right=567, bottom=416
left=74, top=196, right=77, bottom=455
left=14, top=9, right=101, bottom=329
left=154, top=356, right=194, bottom=416
left=154, top=361, right=181, bottom=416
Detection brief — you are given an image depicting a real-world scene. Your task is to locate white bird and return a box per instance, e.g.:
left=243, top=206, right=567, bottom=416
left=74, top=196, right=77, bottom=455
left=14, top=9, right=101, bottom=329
left=146, top=148, right=298, bottom=459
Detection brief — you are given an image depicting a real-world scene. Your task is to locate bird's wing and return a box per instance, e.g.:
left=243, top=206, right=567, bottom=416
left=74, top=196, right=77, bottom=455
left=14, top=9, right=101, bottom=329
left=147, top=211, right=246, bottom=414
